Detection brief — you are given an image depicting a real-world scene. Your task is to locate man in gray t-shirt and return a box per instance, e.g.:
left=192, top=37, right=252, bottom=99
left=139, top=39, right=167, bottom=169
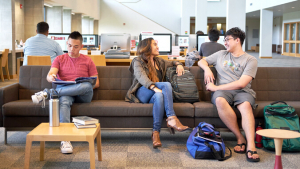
left=199, top=29, right=226, bottom=57
left=198, top=27, right=260, bottom=162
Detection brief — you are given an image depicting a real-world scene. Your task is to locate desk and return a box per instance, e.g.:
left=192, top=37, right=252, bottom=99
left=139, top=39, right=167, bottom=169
left=257, top=129, right=300, bottom=169
left=17, top=56, right=193, bottom=74
left=130, top=50, right=137, bottom=56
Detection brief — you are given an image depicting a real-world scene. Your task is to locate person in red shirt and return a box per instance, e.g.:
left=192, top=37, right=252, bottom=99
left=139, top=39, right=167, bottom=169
left=31, top=31, right=99, bottom=154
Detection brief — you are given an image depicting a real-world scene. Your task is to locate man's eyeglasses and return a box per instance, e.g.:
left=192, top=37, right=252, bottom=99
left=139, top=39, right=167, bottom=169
left=223, top=37, right=235, bottom=43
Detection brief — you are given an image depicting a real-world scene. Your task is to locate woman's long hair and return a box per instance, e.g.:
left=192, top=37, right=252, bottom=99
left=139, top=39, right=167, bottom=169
left=137, top=38, right=159, bottom=82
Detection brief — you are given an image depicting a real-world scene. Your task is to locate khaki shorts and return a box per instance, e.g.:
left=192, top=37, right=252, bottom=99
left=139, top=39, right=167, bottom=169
left=211, top=90, right=257, bottom=109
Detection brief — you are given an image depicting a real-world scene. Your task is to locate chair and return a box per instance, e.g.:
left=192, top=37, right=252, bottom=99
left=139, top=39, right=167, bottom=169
left=0, top=49, right=10, bottom=82
left=157, top=55, right=169, bottom=60
left=27, top=56, right=51, bottom=65
left=184, top=48, right=188, bottom=56
left=87, top=55, right=106, bottom=66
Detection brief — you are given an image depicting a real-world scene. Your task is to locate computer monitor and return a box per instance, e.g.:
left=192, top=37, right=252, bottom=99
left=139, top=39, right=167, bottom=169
left=139, top=33, right=172, bottom=54
left=197, top=34, right=225, bottom=51
left=100, top=33, right=131, bottom=53
left=82, top=34, right=98, bottom=49
left=48, top=33, right=99, bottom=52
left=175, top=35, right=189, bottom=48
left=188, top=34, right=196, bottom=52
left=48, top=33, right=69, bottom=52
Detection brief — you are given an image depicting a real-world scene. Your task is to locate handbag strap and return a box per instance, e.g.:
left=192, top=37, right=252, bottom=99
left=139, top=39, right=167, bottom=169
left=270, top=101, right=287, bottom=105
left=204, top=142, right=232, bottom=161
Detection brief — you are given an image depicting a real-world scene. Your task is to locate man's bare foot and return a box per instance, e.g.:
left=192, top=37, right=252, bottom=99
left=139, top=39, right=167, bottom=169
left=234, top=137, right=246, bottom=152
left=247, top=145, right=260, bottom=159
left=246, top=149, right=260, bottom=162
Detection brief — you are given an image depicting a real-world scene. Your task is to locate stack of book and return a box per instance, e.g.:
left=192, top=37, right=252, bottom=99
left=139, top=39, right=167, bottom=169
left=72, top=116, right=99, bottom=129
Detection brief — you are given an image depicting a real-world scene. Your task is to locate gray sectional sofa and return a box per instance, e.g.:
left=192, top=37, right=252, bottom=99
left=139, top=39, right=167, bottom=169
left=1, top=65, right=300, bottom=144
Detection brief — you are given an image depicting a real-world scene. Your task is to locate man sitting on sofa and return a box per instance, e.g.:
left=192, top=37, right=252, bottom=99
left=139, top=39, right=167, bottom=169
left=198, top=27, right=260, bottom=162
left=31, top=31, right=99, bottom=154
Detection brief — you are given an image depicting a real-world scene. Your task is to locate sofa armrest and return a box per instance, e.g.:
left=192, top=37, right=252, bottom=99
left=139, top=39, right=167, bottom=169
left=0, top=83, right=19, bottom=127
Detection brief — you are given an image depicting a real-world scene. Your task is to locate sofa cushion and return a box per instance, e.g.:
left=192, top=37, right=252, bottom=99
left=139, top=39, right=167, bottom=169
left=19, top=66, right=52, bottom=100
left=2, top=100, right=49, bottom=116
left=71, top=100, right=194, bottom=117
left=194, top=101, right=300, bottom=118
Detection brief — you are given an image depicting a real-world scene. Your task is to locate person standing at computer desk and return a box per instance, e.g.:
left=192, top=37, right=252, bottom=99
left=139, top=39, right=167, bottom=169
left=125, top=38, right=192, bottom=149
left=199, top=29, right=226, bottom=57
left=23, top=22, right=64, bottom=65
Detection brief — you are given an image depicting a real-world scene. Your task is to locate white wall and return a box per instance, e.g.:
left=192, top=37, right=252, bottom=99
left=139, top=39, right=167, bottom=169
left=181, top=0, right=227, bottom=35
left=246, top=0, right=296, bottom=13
left=246, top=18, right=260, bottom=50
left=207, top=0, right=227, bottom=17
left=82, top=16, right=90, bottom=34
left=181, top=0, right=195, bottom=35
left=44, top=0, right=100, bottom=20
left=99, top=0, right=175, bottom=44
left=15, top=0, right=24, bottom=42
left=119, top=0, right=181, bottom=34
left=272, top=16, right=282, bottom=45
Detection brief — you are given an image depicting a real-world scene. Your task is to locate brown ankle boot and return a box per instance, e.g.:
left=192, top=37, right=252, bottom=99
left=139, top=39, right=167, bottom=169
left=166, top=116, right=191, bottom=134
left=152, top=131, right=162, bottom=148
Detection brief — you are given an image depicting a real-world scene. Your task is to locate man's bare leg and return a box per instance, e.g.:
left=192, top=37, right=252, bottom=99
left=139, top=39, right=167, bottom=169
left=215, top=97, right=246, bottom=152
left=237, top=102, right=259, bottom=159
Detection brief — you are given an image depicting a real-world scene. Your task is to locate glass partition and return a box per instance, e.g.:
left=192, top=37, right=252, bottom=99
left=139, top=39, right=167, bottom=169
left=291, top=43, right=295, bottom=53
left=292, top=23, right=296, bottom=40
left=283, top=22, right=300, bottom=57
left=298, top=23, right=300, bottom=40
left=285, top=43, right=289, bottom=53
left=285, top=24, right=290, bottom=40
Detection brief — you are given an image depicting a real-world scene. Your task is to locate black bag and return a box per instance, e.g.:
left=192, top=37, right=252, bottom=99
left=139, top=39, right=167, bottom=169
left=166, top=67, right=199, bottom=103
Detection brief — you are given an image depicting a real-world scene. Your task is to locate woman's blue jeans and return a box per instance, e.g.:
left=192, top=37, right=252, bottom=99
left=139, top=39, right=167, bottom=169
left=136, top=82, right=176, bottom=132
left=56, top=82, right=93, bottom=123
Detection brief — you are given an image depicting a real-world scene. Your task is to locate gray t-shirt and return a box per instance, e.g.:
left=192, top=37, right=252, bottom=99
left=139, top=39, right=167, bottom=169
left=205, top=50, right=258, bottom=98
left=199, top=42, right=226, bottom=57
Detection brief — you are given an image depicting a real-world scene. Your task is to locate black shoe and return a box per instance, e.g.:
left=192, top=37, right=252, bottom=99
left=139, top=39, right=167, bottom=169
left=246, top=150, right=260, bottom=162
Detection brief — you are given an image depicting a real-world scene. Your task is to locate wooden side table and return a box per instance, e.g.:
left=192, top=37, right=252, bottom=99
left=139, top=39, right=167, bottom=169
left=24, top=123, right=102, bottom=169
left=256, top=129, right=300, bottom=169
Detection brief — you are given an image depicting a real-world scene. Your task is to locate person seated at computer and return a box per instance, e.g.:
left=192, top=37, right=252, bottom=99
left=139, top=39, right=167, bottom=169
left=23, top=22, right=64, bottom=65
left=31, top=31, right=99, bottom=154
left=199, top=29, right=226, bottom=57
left=125, top=38, right=191, bottom=148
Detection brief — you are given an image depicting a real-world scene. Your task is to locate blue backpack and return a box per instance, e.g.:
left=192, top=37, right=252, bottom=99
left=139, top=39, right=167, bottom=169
left=187, top=122, right=232, bottom=161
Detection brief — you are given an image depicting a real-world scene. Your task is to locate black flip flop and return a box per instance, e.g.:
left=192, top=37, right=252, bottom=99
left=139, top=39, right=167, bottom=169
left=246, top=150, right=260, bottom=162
left=234, top=143, right=246, bottom=154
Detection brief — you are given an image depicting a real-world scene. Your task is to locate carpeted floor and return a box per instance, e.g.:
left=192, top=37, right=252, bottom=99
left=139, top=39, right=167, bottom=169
left=1, top=127, right=300, bottom=169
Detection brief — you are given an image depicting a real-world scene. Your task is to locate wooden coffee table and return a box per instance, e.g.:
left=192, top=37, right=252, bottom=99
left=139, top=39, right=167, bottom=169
left=24, top=123, right=102, bottom=169
left=257, top=129, right=300, bottom=169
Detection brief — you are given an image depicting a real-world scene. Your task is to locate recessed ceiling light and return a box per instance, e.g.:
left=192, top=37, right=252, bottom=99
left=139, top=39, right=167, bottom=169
left=253, top=15, right=256, bottom=16
left=278, top=10, right=281, bottom=11
left=292, top=7, right=295, bottom=8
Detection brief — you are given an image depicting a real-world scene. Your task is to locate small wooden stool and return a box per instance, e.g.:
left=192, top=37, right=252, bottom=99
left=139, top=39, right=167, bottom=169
left=257, top=129, right=300, bottom=169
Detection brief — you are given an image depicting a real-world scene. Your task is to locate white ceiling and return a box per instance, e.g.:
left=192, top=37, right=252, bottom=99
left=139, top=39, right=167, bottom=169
left=246, top=0, right=300, bottom=18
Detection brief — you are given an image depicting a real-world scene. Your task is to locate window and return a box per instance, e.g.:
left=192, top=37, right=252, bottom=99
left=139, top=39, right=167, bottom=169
left=283, top=22, right=300, bottom=57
